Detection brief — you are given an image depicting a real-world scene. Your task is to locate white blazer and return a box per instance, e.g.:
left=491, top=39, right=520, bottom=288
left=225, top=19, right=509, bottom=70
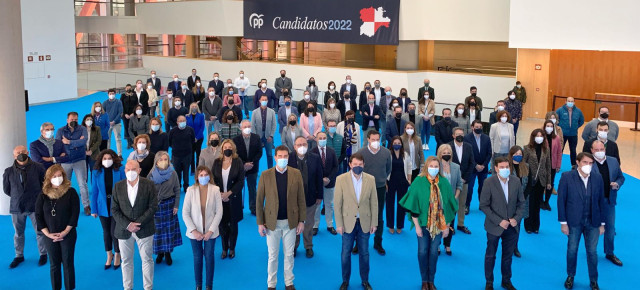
left=182, top=183, right=223, bottom=239
left=336, top=121, right=362, bottom=153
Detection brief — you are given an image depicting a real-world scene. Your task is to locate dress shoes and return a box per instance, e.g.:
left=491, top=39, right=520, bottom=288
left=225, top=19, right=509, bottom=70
left=84, top=206, right=91, bottom=216
left=313, top=228, right=318, bottom=236
left=221, top=250, right=228, bottom=259
left=165, top=252, right=173, bottom=265
left=362, top=282, right=373, bottom=290
left=285, top=285, right=296, bottom=290
left=38, top=254, right=48, bottom=266
left=229, top=250, right=235, bottom=259
left=9, top=257, right=24, bottom=269
left=606, top=254, right=623, bottom=266
left=590, top=281, right=599, bottom=290
left=306, top=249, right=314, bottom=258
left=327, top=227, right=337, bottom=235
left=564, top=276, right=574, bottom=289
left=156, top=253, right=164, bottom=264
left=501, top=281, right=516, bottom=290
left=457, top=226, right=471, bottom=234
left=485, top=282, right=494, bottom=290
left=340, top=282, right=349, bottom=290
left=373, top=244, right=386, bottom=256
left=513, top=248, right=521, bottom=258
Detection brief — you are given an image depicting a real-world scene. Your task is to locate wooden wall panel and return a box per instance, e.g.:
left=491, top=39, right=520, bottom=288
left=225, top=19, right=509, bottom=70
left=516, top=49, right=550, bottom=119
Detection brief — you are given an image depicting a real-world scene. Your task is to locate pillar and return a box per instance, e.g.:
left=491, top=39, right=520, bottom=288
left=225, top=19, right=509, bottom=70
left=395, top=41, right=418, bottom=70
left=0, top=0, right=27, bottom=214
left=221, top=37, right=239, bottom=61
left=266, top=40, right=276, bottom=60
left=418, top=40, right=435, bottom=70
left=185, top=35, right=197, bottom=58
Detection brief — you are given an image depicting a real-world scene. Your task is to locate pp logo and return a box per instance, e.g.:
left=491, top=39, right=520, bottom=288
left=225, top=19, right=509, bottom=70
left=249, top=13, right=264, bottom=29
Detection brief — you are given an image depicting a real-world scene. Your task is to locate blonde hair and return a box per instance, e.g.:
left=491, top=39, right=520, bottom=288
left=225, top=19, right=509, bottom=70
left=91, top=102, right=102, bottom=117
left=218, top=139, right=239, bottom=160
left=420, top=156, right=441, bottom=177
left=133, top=134, right=151, bottom=148
left=436, top=144, right=452, bottom=159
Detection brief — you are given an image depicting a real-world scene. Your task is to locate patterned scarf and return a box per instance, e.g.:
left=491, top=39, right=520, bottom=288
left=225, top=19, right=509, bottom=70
left=426, top=175, right=447, bottom=239
left=39, top=136, right=56, bottom=156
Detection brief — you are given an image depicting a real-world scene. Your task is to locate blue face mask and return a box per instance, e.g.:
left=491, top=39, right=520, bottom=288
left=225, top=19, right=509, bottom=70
left=318, top=139, right=327, bottom=147
left=512, top=155, right=523, bottom=163
left=499, top=168, right=511, bottom=178
left=385, top=91, right=391, bottom=96
left=328, top=127, right=337, bottom=134
left=566, top=102, right=574, bottom=108
left=351, top=166, right=364, bottom=175
left=285, top=101, right=291, bottom=107
left=392, top=144, right=402, bottom=151
left=198, top=176, right=210, bottom=185
left=428, top=167, right=439, bottom=177
left=276, top=158, right=288, bottom=169
left=178, top=122, right=187, bottom=129
left=261, top=101, right=268, bottom=107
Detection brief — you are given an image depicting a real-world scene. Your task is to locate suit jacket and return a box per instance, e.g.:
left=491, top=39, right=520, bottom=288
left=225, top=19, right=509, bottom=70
left=305, top=85, right=320, bottom=102
left=208, top=79, right=225, bottom=97
left=256, top=167, right=306, bottom=231
left=212, top=158, right=245, bottom=223
left=361, top=103, right=382, bottom=131
left=147, top=77, right=162, bottom=95
left=281, top=126, right=304, bottom=152
left=277, top=106, right=299, bottom=133
left=233, top=133, right=263, bottom=175
left=288, top=153, right=324, bottom=207
left=489, top=122, right=515, bottom=154
left=29, top=139, right=69, bottom=170
left=202, top=96, right=223, bottom=121
left=593, top=156, right=625, bottom=205
left=582, top=138, right=620, bottom=165
left=397, top=96, right=412, bottom=113
left=401, top=113, right=423, bottom=138
left=251, top=107, right=277, bottom=139
left=312, top=146, right=339, bottom=188
left=480, top=175, right=525, bottom=236
left=176, top=89, right=195, bottom=108
left=464, top=132, right=492, bottom=173
left=167, top=80, right=182, bottom=95
left=254, top=88, right=277, bottom=108
left=385, top=116, right=406, bottom=145
left=275, top=77, right=292, bottom=99
left=337, top=99, right=357, bottom=119
left=522, top=145, right=552, bottom=187
left=448, top=141, right=476, bottom=182
left=401, top=135, right=425, bottom=172
left=557, top=170, right=606, bottom=228
left=417, top=86, right=435, bottom=101
left=446, top=162, right=464, bottom=192
left=111, top=178, right=158, bottom=239
left=434, top=119, right=458, bottom=150
left=182, top=184, right=223, bottom=240
left=187, top=75, right=201, bottom=90
left=87, top=126, right=102, bottom=160
left=340, top=83, right=358, bottom=100
left=300, top=113, right=323, bottom=138
left=333, top=172, right=378, bottom=234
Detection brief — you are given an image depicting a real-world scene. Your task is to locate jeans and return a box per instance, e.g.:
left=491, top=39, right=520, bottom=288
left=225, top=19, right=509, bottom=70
left=567, top=219, right=599, bottom=282
left=314, top=187, right=335, bottom=228
left=374, top=186, right=386, bottom=246
left=485, top=226, right=518, bottom=283
left=466, top=169, right=488, bottom=208
left=246, top=173, right=258, bottom=213
left=603, top=202, right=616, bottom=255
left=107, top=123, right=123, bottom=156
left=512, top=120, right=520, bottom=138
left=261, top=136, right=274, bottom=169
left=417, top=229, right=442, bottom=283
left=85, top=156, right=96, bottom=183
left=119, top=233, right=154, bottom=290
left=190, top=238, right=215, bottom=288
left=172, top=154, right=191, bottom=191
left=11, top=212, right=46, bottom=257
left=99, top=216, right=119, bottom=253
left=205, top=120, right=219, bottom=139
left=61, top=160, right=89, bottom=207
left=379, top=118, right=387, bottom=146
left=421, top=119, right=431, bottom=146
left=563, top=135, right=578, bottom=167
left=341, top=219, right=370, bottom=283
left=44, top=229, right=76, bottom=290
left=266, top=220, right=296, bottom=288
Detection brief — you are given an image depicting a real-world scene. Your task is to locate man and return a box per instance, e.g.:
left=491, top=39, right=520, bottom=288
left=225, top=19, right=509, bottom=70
left=146, top=70, right=161, bottom=96
left=334, top=153, right=377, bottom=290
left=511, top=81, right=526, bottom=104
left=312, top=132, right=340, bottom=235
left=167, top=97, right=188, bottom=130
left=217, top=93, right=244, bottom=123
left=337, top=91, right=357, bottom=120
left=3, top=145, right=47, bottom=268
left=417, top=78, right=435, bottom=102
left=465, top=86, right=484, bottom=112
left=187, top=68, right=200, bottom=90
left=581, top=121, right=620, bottom=164
left=168, top=115, right=195, bottom=192
left=233, top=120, right=263, bottom=215
left=372, top=80, right=383, bottom=108
left=489, top=100, right=506, bottom=126
left=590, top=141, right=624, bottom=267
left=557, top=97, right=585, bottom=168
left=29, top=122, right=68, bottom=170
left=254, top=79, right=277, bottom=111
left=582, top=106, right=619, bottom=142
left=275, top=69, right=293, bottom=107
left=288, top=137, right=324, bottom=258
left=326, top=120, right=347, bottom=172
left=297, top=90, right=316, bottom=115
left=251, top=95, right=277, bottom=168
left=449, top=127, right=475, bottom=234
left=380, top=86, right=396, bottom=145
left=256, top=145, right=306, bottom=290
left=56, top=112, right=90, bottom=215
left=168, top=74, right=182, bottom=96
left=176, top=82, right=194, bottom=108
left=112, top=160, right=158, bottom=290
left=402, top=103, right=422, bottom=140
left=207, top=72, right=224, bottom=97
left=464, top=120, right=492, bottom=215
left=234, top=70, right=251, bottom=117
left=339, top=75, right=358, bottom=100
left=434, top=108, right=458, bottom=150
left=480, top=157, right=525, bottom=290
left=103, top=88, right=123, bottom=156
left=385, top=106, right=406, bottom=145
left=202, top=87, right=222, bottom=137
left=360, top=94, right=382, bottom=148
left=356, top=131, right=392, bottom=255
left=278, top=94, right=299, bottom=133
left=557, top=153, right=606, bottom=290
left=504, top=91, right=523, bottom=136
left=120, top=84, right=138, bottom=149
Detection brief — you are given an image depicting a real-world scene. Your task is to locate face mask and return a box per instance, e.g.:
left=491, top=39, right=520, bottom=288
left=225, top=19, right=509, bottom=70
left=214, top=76, right=219, bottom=81
left=330, top=85, right=335, bottom=90
left=147, top=85, right=153, bottom=90
left=469, top=102, right=476, bottom=107
left=242, top=128, right=252, bottom=135
left=351, top=166, right=363, bottom=175
left=69, top=121, right=78, bottom=128
left=457, top=109, right=464, bottom=115
left=44, top=130, right=54, bottom=139
left=409, top=109, right=415, bottom=115
left=309, top=80, right=315, bottom=85
left=151, top=74, right=156, bottom=78
left=151, top=125, right=160, bottom=132
left=368, top=100, right=375, bottom=104
left=593, top=151, right=605, bottom=160
left=471, top=92, right=477, bottom=97
left=228, top=99, right=234, bottom=105
left=444, top=117, right=451, bottom=122
left=17, top=153, right=28, bottom=163
left=109, top=94, right=115, bottom=100
left=392, top=144, right=402, bottom=151
left=227, top=83, right=232, bottom=87
left=182, top=85, right=188, bottom=90
left=346, top=79, right=351, bottom=84
left=401, top=92, right=407, bottom=97
left=276, top=158, right=288, bottom=168
left=307, top=108, right=315, bottom=114
left=209, top=91, right=215, bottom=97
left=498, top=168, right=510, bottom=178
left=285, top=101, right=291, bottom=107
left=566, top=102, right=574, bottom=108
left=102, top=159, right=113, bottom=168
left=597, top=131, right=608, bottom=139
left=210, top=140, right=219, bottom=147
left=395, top=112, right=402, bottom=118
left=534, top=136, right=544, bottom=144
left=392, top=103, right=399, bottom=108
left=85, top=120, right=93, bottom=127
left=261, top=101, right=268, bottom=107
left=600, top=113, right=609, bottom=119
left=512, top=155, right=523, bottom=163
left=318, top=139, right=327, bottom=147
left=304, top=94, right=310, bottom=100
left=157, top=160, right=169, bottom=170
left=198, top=176, right=210, bottom=185
left=581, top=165, right=592, bottom=174
left=178, top=122, right=187, bottom=129
left=428, top=167, right=439, bottom=177
left=517, top=84, right=522, bottom=89
left=167, top=94, right=173, bottom=98
left=497, top=106, right=505, bottom=111
left=455, top=135, right=464, bottom=142
left=375, top=83, right=380, bottom=88
left=95, top=107, right=102, bottom=113
left=509, top=94, right=516, bottom=100
left=175, top=101, right=182, bottom=106
left=545, top=127, right=554, bottom=134
left=441, top=154, right=451, bottom=162
left=297, top=146, right=308, bottom=155
left=406, top=129, right=414, bottom=135
left=370, top=141, right=380, bottom=149
left=344, top=94, right=350, bottom=99
left=224, top=149, right=233, bottom=157
left=385, top=91, right=391, bottom=96
left=136, top=109, right=143, bottom=115
left=365, top=86, right=371, bottom=90
left=196, top=83, right=201, bottom=87
left=500, top=116, right=508, bottom=123
left=424, top=94, right=429, bottom=99
left=346, top=118, right=354, bottom=123
left=550, top=118, right=556, bottom=124
left=137, top=143, right=147, bottom=151
left=328, top=127, right=337, bottom=134
left=50, top=176, right=63, bottom=187
left=228, top=90, right=234, bottom=95
left=239, top=73, right=244, bottom=78
left=174, top=77, right=179, bottom=82
left=474, top=128, right=483, bottom=134
left=226, top=115, right=235, bottom=121
left=136, top=83, right=142, bottom=89
left=329, top=103, right=336, bottom=109
left=126, top=170, right=138, bottom=182
left=280, top=74, right=286, bottom=78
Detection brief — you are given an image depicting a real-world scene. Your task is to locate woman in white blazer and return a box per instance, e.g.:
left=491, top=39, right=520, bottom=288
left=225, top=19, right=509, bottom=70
left=182, top=166, right=223, bottom=290
left=489, top=110, right=516, bottom=158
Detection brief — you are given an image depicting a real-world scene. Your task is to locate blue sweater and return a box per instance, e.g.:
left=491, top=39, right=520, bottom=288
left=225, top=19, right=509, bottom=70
left=186, top=113, right=205, bottom=140
left=556, top=105, right=584, bottom=137
left=103, top=99, right=123, bottom=124
left=91, top=166, right=126, bottom=217
left=55, top=125, right=88, bottom=163
left=94, top=113, right=110, bottom=140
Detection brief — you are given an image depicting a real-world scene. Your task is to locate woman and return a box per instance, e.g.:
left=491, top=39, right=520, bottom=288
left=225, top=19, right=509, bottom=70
left=82, top=114, right=101, bottom=182
left=146, top=81, right=159, bottom=117
left=149, top=117, right=169, bottom=154
left=467, top=99, right=482, bottom=124
left=418, top=93, right=436, bottom=151
left=91, top=101, right=110, bottom=151
left=305, top=77, right=319, bottom=102
left=128, top=104, right=150, bottom=139
left=489, top=110, right=515, bottom=158
left=36, top=165, right=80, bottom=290
left=192, top=79, right=205, bottom=111
left=337, top=111, right=361, bottom=171
left=198, top=132, right=221, bottom=169
left=322, top=97, right=341, bottom=129
left=324, top=81, right=339, bottom=106
left=452, top=103, right=470, bottom=135
left=183, top=166, right=223, bottom=290
left=219, top=109, right=241, bottom=141
left=281, top=113, right=303, bottom=152
left=400, top=156, right=457, bottom=290
left=127, top=134, right=155, bottom=177
left=222, top=87, right=242, bottom=107
left=401, top=122, right=424, bottom=181
left=508, top=145, right=529, bottom=258
left=437, top=144, right=463, bottom=256
left=300, top=103, right=323, bottom=149
left=359, top=82, right=373, bottom=108
left=522, top=129, right=552, bottom=234
left=91, top=150, right=125, bottom=270
left=135, top=79, right=150, bottom=115
left=187, top=103, right=206, bottom=174
left=212, top=140, right=246, bottom=259
left=542, top=120, right=562, bottom=211
left=386, top=137, right=412, bottom=234
left=147, top=151, right=183, bottom=265
left=387, top=99, right=400, bottom=119
left=545, top=111, right=564, bottom=145
left=397, top=88, right=411, bottom=112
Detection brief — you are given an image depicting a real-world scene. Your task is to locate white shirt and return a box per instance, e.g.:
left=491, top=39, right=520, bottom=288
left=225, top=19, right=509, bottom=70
left=127, top=180, right=139, bottom=207
left=409, top=141, right=417, bottom=170
left=469, top=110, right=476, bottom=123
left=276, top=165, right=287, bottom=174
left=454, top=142, right=464, bottom=163
left=579, top=172, right=590, bottom=189
left=234, top=77, right=250, bottom=90
left=351, top=172, right=363, bottom=204
left=222, top=167, right=231, bottom=192
left=499, top=177, right=509, bottom=203
left=285, top=107, right=292, bottom=119
left=208, top=96, right=215, bottom=105
left=345, top=101, right=351, bottom=112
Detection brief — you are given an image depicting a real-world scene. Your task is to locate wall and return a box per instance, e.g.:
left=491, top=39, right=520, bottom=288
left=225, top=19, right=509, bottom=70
left=22, top=0, right=78, bottom=104
left=515, top=49, right=550, bottom=119
left=433, top=41, right=516, bottom=75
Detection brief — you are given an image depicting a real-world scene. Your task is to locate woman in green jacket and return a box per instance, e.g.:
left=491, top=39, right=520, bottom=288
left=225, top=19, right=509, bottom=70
left=400, top=155, right=458, bottom=290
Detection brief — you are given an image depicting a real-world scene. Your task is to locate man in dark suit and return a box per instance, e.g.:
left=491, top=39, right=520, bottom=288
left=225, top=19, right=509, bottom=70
left=187, top=68, right=200, bottom=90
left=207, top=72, right=225, bottom=97
left=111, top=160, right=158, bottom=290
left=30, top=122, right=69, bottom=170
left=360, top=93, right=382, bottom=147
left=385, top=106, right=406, bottom=145
left=557, top=152, right=606, bottom=290
left=146, top=70, right=161, bottom=96
left=449, top=127, right=476, bottom=234
left=489, top=100, right=506, bottom=126
left=254, top=79, right=277, bottom=110
left=434, top=108, right=458, bottom=150
left=590, top=140, right=625, bottom=267
left=464, top=120, right=492, bottom=214
left=417, top=78, right=435, bottom=102
left=176, top=83, right=195, bottom=108
left=339, top=75, right=358, bottom=101
left=278, top=95, right=299, bottom=133
left=379, top=87, right=396, bottom=145
left=480, top=157, right=525, bottom=290
left=217, top=94, right=244, bottom=123
left=167, top=74, right=181, bottom=96
left=233, top=120, right=263, bottom=215
left=275, top=69, right=292, bottom=107
left=581, top=121, right=620, bottom=164
left=312, top=132, right=340, bottom=235
left=337, top=92, right=357, bottom=120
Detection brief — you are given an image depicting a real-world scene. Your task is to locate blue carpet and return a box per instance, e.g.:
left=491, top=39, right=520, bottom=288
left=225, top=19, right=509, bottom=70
left=1, top=92, right=638, bottom=289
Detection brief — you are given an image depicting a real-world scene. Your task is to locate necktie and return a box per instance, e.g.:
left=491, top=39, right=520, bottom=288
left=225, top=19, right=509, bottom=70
left=321, top=148, right=326, bottom=167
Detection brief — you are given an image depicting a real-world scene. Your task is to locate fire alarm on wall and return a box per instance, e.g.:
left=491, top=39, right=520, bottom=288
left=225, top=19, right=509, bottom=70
left=535, top=64, right=542, bottom=70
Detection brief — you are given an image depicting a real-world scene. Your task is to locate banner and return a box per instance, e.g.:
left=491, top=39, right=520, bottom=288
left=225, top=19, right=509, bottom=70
left=243, top=0, right=399, bottom=45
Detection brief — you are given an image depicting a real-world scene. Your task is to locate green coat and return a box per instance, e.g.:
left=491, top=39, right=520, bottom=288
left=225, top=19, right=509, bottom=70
left=399, top=175, right=458, bottom=229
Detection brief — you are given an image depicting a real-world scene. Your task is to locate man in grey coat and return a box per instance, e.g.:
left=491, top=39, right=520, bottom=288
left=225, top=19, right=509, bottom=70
left=202, top=87, right=223, bottom=136
left=251, top=95, right=278, bottom=168
left=275, top=69, right=292, bottom=108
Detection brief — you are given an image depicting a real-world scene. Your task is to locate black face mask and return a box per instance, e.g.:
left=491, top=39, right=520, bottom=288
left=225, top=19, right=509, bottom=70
left=228, top=99, right=234, bottom=105
left=600, top=113, right=609, bottom=119
left=444, top=117, right=451, bottom=122
left=469, top=102, right=476, bottom=107
left=395, top=112, right=402, bottom=118
left=471, top=92, right=477, bottom=97
left=409, top=110, right=415, bottom=115
left=283, top=92, right=289, bottom=97
left=307, top=108, right=315, bottom=114
left=474, top=128, right=483, bottom=134
left=344, top=94, right=350, bottom=99
left=69, top=121, right=78, bottom=128
left=226, top=115, right=234, bottom=121
left=455, top=135, right=464, bottom=142
left=289, top=120, right=297, bottom=126
left=210, top=140, right=220, bottom=147
left=17, top=153, right=28, bottom=163
left=346, top=118, right=353, bottom=123
left=281, top=74, right=286, bottom=78
left=224, top=149, right=233, bottom=157
left=309, top=81, right=315, bottom=85
left=441, top=155, right=452, bottom=162
left=401, top=92, right=407, bottom=97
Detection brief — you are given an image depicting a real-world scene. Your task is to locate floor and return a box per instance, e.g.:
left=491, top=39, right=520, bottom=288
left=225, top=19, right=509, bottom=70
left=1, top=92, right=638, bottom=289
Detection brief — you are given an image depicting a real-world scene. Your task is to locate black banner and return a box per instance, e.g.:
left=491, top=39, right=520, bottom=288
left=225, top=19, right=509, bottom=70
left=243, top=0, right=399, bottom=45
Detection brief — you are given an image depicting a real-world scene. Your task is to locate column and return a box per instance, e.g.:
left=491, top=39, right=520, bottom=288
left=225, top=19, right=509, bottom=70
left=221, top=37, right=239, bottom=61
left=418, top=40, right=435, bottom=70
left=395, top=41, right=418, bottom=70
left=185, top=35, right=198, bottom=58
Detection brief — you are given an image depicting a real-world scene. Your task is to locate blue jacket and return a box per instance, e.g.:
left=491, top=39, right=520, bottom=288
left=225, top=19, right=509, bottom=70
left=278, top=105, right=299, bottom=133
left=55, top=125, right=88, bottom=163
left=94, top=113, right=110, bottom=140
left=91, top=166, right=126, bottom=217
left=464, top=132, right=492, bottom=173
left=593, top=156, right=625, bottom=206
left=29, top=139, right=69, bottom=169
left=556, top=105, right=584, bottom=137
left=186, top=113, right=205, bottom=140
left=103, top=98, right=123, bottom=124
left=557, top=169, right=607, bottom=228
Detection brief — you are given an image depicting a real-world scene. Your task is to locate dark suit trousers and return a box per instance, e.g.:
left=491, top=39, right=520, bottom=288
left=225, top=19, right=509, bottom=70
left=45, top=229, right=77, bottom=290
left=563, top=135, right=578, bottom=166
left=485, top=226, right=518, bottom=283
left=246, top=172, right=258, bottom=213
left=173, top=154, right=191, bottom=191
left=386, top=180, right=408, bottom=229
left=191, top=138, right=204, bottom=173
left=524, top=182, right=544, bottom=232
left=374, top=186, right=386, bottom=246
left=122, top=118, right=131, bottom=146
left=99, top=216, right=119, bottom=253
left=467, top=169, right=489, bottom=208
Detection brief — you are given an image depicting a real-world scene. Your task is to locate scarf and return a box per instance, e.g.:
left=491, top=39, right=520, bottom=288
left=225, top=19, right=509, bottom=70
left=131, top=149, right=150, bottom=161
left=149, top=165, right=174, bottom=184
left=426, top=175, right=447, bottom=239
left=39, top=136, right=55, bottom=156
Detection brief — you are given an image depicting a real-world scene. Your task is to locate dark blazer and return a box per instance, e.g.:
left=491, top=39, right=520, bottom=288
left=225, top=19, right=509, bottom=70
left=325, top=91, right=341, bottom=107
left=358, top=90, right=371, bottom=110
left=397, top=96, right=412, bottom=113
left=448, top=141, right=476, bottom=182
left=434, top=119, right=459, bottom=150
left=29, top=139, right=69, bottom=170
left=557, top=169, right=606, bottom=228
left=216, top=106, right=244, bottom=123
left=582, top=138, right=620, bottom=165
left=417, top=86, right=435, bottom=101
left=278, top=106, right=299, bottom=133
left=385, top=116, right=406, bottom=145
left=337, top=99, right=357, bottom=119
left=147, top=77, right=162, bottom=95
left=274, top=77, right=292, bottom=99
left=489, top=111, right=498, bottom=126
left=208, top=79, right=225, bottom=97
left=340, top=83, right=358, bottom=100
left=311, top=146, right=339, bottom=188
left=464, top=132, right=492, bottom=173
left=3, top=160, right=46, bottom=214
left=360, top=103, right=382, bottom=131
left=593, top=156, right=625, bottom=205
left=254, top=88, right=277, bottom=108
left=232, top=133, right=263, bottom=175
left=137, top=90, right=150, bottom=115
left=480, top=175, right=525, bottom=236
left=287, top=152, right=324, bottom=207
left=176, top=89, right=195, bottom=108
left=111, top=178, right=158, bottom=239
left=212, top=158, right=246, bottom=223
left=167, top=80, right=182, bottom=96
left=187, top=75, right=201, bottom=90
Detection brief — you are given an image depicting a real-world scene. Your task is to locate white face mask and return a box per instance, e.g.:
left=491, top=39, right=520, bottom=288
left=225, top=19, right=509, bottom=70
left=102, top=159, right=113, bottom=168
left=44, top=130, right=55, bottom=139
left=497, top=106, right=505, bottom=111
left=239, top=73, right=244, bottom=78
left=597, top=131, right=608, bottom=140
left=227, top=83, right=233, bottom=87
left=50, top=176, right=63, bottom=187
left=167, top=94, right=173, bottom=98
left=214, top=76, right=219, bottom=81
left=95, top=107, right=102, bottom=113
left=593, top=151, right=605, bottom=160
left=457, top=109, right=464, bottom=115
left=406, top=129, right=414, bottom=135
left=581, top=165, right=592, bottom=175
left=500, top=116, right=508, bottom=123
left=545, top=127, right=554, bottom=134
left=137, top=143, right=146, bottom=151
left=329, top=103, right=336, bottom=109
left=196, top=83, right=201, bottom=87
left=108, top=94, right=115, bottom=100
left=174, top=77, right=179, bottom=82
left=242, top=128, right=251, bottom=135
left=509, top=94, right=516, bottom=100
left=151, top=74, right=156, bottom=78
left=549, top=118, right=556, bottom=124
left=136, top=109, right=143, bottom=115
left=261, top=83, right=267, bottom=89
left=175, top=101, right=182, bottom=106
left=136, top=83, right=142, bottom=89
left=304, top=94, right=310, bottom=100
left=370, top=141, right=380, bottom=149
left=126, top=170, right=139, bottom=182
left=329, top=85, right=335, bottom=90
left=85, top=120, right=93, bottom=127
left=296, top=146, right=308, bottom=156
left=208, top=91, right=215, bottom=97
left=516, top=84, right=522, bottom=89
left=534, top=136, right=544, bottom=144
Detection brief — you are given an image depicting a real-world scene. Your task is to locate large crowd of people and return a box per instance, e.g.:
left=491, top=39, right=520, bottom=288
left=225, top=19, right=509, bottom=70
left=3, top=69, right=626, bottom=290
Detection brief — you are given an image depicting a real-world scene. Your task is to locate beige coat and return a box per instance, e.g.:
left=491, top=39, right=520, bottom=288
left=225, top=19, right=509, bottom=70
left=334, top=172, right=378, bottom=234
left=256, top=167, right=306, bottom=231
left=418, top=99, right=436, bottom=125
left=182, top=184, right=223, bottom=239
